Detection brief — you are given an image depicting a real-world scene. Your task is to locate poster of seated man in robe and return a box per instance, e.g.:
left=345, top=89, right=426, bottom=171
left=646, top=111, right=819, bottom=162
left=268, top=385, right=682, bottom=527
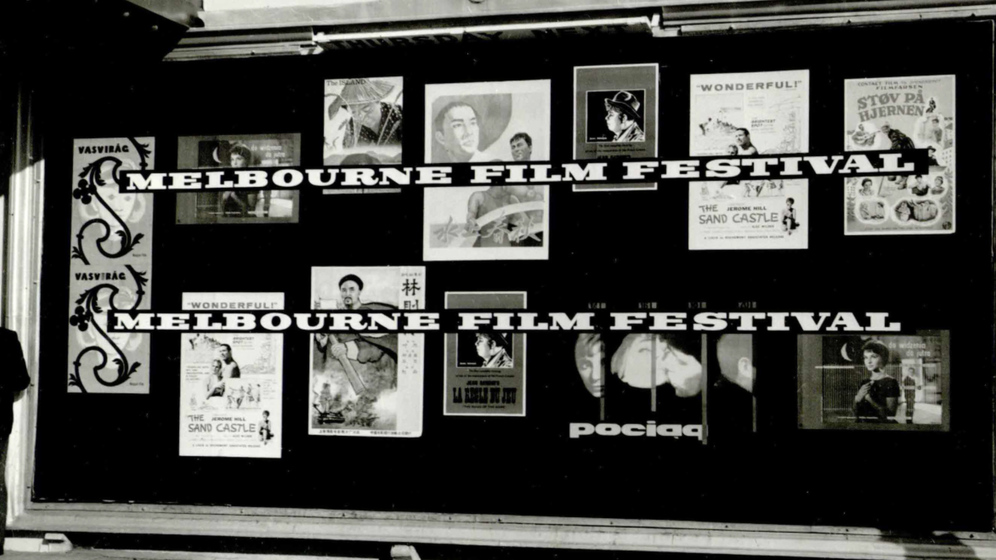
left=309, top=266, right=425, bottom=437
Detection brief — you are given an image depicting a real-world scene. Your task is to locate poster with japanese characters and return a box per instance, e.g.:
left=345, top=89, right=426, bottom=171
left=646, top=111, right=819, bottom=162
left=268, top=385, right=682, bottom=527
left=309, top=266, right=425, bottom=437
left=179, top=293, right=284, bottom=458
left=68, top=137, right=155, bottom=394
left=843, top=75, right=955, bottom=235
left=444, top=292, right=527, bottom=416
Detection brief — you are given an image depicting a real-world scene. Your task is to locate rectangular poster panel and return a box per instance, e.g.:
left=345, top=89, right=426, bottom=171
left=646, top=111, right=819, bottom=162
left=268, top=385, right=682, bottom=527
left=68, top=137, right=155, bottom=394
left=179, top=293, right=284, bottom=458
left=843, top=75, right=955, bottom=235
left=175, top=133, right=301, bottom=224
left=798, top=332, right=950, bottom=431
left=309, top=266, right=425, bottom=437
left=573, top=63, right=658, bottom=192
left=567, top=333, right=706, bottom=443
left=423, top=80, right=550, bottom=261
left=323, top=76, right=403, bottom=195
left=444, top=292, right=526, bottom=416
left=688, top=69, right=810, bottom=250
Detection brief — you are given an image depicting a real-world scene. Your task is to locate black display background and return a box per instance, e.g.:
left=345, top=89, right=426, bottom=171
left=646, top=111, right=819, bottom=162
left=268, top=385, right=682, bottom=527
left=30, top=20, right=994, bottom=532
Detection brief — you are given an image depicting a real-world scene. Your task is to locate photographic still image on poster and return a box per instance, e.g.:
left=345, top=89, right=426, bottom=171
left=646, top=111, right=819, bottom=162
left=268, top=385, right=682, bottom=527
left=175, top=134, right=301, bottom=224
left=445, top=292, right=526, bottom=417
left=584, top=88, right=646, bottom=143
left=798, top=333, right=949, bottom=431
left=705, top=334, right=756, bottom=438
left=68, top=137, right=155, bottom=394
left=689, top=70, right=809, bottom=157
left=424, top=79, right=550, bottom=164
left=569, top=333, right=704, bottom=441
left=324, top=76, right=402, bottom=166
left=457, top=333, right=514, bottom=367
left=844, top=75, right=955, bottom=235
left=574, top=64, right=658, bottom=191
left=309, top=266, right=425, bottom=437
left=423, top=185, right=548, bottom=261
left=688, top=179, right=808, bottom=250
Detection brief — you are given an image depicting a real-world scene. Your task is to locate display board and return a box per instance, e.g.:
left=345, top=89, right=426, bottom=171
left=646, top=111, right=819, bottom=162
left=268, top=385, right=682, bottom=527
left=31, top=20, right=994, bottom=532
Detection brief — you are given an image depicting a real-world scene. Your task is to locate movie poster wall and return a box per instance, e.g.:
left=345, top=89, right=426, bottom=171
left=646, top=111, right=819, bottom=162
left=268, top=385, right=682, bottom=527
left=179, top=293, right=284, bottom=458
left=843, top=75, right=955, bottom=235
left=688, top=70, right=810, bottom=250
left=309, top=266, right=426, bottom=437
left=568, top=332, right=706, bottom=443
left=68, top=137, right=155, bottom=394
left=444, top=292, right=527, bottom=416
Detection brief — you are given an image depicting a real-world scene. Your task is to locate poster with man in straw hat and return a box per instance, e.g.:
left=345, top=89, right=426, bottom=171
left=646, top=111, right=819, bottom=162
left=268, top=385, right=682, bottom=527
left=324, top=76, right=403, bottom=166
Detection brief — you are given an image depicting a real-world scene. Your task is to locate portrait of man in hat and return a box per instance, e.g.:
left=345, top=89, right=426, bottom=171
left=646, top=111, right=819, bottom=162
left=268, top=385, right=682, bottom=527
left=324, top=76, right=403, bottom=165
left=603, top=91, right=646, bottom=143
left=472, top=332, right=513, bottom=368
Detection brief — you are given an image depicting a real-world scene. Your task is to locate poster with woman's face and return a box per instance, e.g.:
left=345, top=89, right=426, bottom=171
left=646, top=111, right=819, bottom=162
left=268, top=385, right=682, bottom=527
left=797, top=332, right=950, bottom=431
left=175, top=133, right=301, bottom=224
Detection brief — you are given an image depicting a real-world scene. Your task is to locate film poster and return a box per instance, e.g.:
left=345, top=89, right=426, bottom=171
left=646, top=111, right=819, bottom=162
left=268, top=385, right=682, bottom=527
left=179, top=293, right=284, bottom=458
left=423, top=80, right=551, bottom=261
left=309, top=266, right=425, bottom=437
left=444, top=292, right=526, bottom=416
left=323, top=76, right=403, bottom=195
left=688, top=179, right=808, bottom=250
left=798, top=332, right=950, bottom=431
left=568, top=332, right=706, bottom=443
left=573, top=64, right=658, bottom=191
left=843, top=75, right=955, bottom=235
left=688, top=70, right=810, bottom=250
left=175, top=133, right=301, bottom=224
left=68, top=137, right=155, bottom=394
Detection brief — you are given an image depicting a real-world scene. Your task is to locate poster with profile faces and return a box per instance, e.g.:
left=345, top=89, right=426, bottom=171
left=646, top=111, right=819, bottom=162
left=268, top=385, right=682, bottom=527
left=444, top=292, right=526, bottom=416
left=567, top=332, right=705, bottom=444
left=843, top=75, right=955, bottom=235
